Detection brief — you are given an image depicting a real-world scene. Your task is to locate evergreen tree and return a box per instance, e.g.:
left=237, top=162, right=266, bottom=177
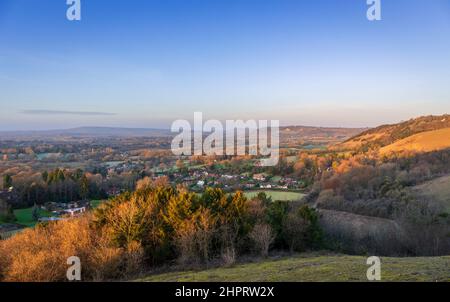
left=2, top=174, right=12, bottom=189
left=79, top=175, right=89, bottom=200
left=32, top=204, right=40, bottom=221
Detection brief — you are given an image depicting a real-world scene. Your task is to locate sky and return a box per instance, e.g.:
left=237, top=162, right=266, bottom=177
left=0, top=0, right=450, bottom=130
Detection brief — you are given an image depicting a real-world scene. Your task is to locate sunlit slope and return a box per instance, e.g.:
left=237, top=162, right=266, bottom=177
left=379, top=128, right=450, bottom=155
left=333, top=115, right=450, bottom=151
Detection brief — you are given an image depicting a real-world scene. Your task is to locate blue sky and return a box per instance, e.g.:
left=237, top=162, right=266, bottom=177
left=0, top=0, right=449, bottom=130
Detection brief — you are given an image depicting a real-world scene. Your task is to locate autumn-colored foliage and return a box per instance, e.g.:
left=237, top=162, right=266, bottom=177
left=0, top=179, right=322, bottom=281
left=0, top=215, right=138, bottom=282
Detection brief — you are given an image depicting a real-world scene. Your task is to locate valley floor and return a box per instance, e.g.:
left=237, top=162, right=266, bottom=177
left=138, top=253, right=450, bottom=282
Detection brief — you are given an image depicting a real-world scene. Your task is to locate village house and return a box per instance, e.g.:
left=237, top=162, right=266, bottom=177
left=38, top=217, right=64, bottom=223
left=63, top=207, right=87, bottom=217
left=253, top=173, right=266, bottom=181
left=197, top=180, right=205, bottom=187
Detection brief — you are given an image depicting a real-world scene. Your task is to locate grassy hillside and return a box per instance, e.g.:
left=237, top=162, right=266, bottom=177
left=138, top=253, right=450, bottom=282
left=334, top=114, right=450, bottom=151
left=380, top=128, right=450, bottom=155
left=414, top=175, right=450, bottom=213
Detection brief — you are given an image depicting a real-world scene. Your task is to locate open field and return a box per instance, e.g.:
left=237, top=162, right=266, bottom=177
left=13, top=207, right=53, bottom=227
left=91, top=200, right=107, bottom=208
left=139, top=253, right=450, bottom=282
left=244, top=190, right=305, bottom=201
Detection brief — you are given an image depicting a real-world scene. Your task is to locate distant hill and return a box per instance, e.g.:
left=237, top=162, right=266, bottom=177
left=0, top=127, right=173, bottom=139
left=0, top=125, right=365, bottom=143
left=334, top=115, right=450, bottom=152
left=279, top=126, right=365, bottom=139
left=279, top=126, right=366, bottom=147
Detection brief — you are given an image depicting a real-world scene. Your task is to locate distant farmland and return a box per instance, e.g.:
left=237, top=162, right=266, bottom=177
left=244, top=190, right=305, bottom=201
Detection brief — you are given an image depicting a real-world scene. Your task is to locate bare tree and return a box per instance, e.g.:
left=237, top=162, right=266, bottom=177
left=249, top=223, right=274, bottom=257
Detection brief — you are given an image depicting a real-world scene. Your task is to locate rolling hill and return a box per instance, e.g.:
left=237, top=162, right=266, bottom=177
left=333, top=114, right=450, bottom=153
left=413, top=175, right=450, bottom=213
left=0, top=125, right=365, bottom=145
left=0, top=127, right=173, bottom=139
left=279, top=126, right=366, bottom=148
left=379, top=127, right=450, bottom=155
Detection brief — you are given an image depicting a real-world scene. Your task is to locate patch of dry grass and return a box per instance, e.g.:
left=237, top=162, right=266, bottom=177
left=380, top=128, right=450, bottom=155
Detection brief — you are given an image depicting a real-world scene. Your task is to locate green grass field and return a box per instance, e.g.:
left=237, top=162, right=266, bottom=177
left=13, top=207, right=53, bottom=227
left=91, top=200, right=106, bottom=208
left=269, top=176, right=282, bottom=183
left=244, top=190, right=305, bottom=201
left=139, top=253, right=450, bottom=282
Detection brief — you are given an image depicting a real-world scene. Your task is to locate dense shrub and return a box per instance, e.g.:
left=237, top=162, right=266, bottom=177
left=0, top=215, right=141, bottom=281
left=396, top=198, right=450, bottom=256
left=282, top=205, right=323, bottom=252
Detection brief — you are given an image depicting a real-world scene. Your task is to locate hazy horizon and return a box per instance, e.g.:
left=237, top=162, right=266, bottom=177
left=0, top=110, right=448, bottom=131
left=1, top=0, right=450, bottom=130
left=4, top=112, right=450, bottom=132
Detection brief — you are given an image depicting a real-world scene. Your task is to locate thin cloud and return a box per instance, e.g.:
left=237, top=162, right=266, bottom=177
left=21, top=110, right=116, bottom=116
